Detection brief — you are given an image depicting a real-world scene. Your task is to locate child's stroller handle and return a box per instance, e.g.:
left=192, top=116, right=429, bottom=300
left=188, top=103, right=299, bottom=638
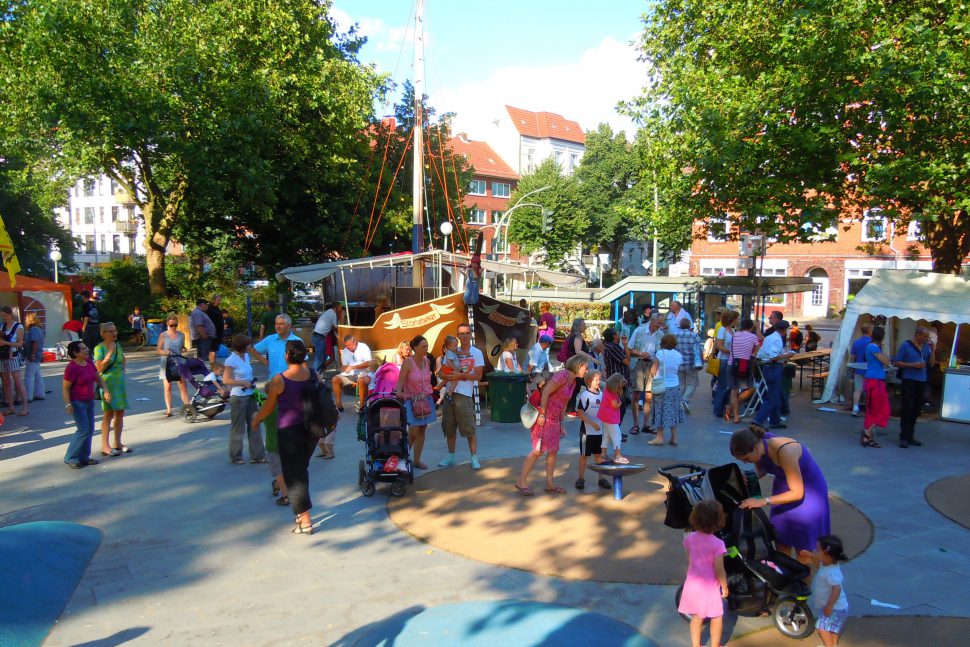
left=658, top=463, right=707, bottom=481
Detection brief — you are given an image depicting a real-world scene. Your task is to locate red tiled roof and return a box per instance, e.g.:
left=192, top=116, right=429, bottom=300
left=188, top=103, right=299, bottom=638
left=448, top=136, right=519, bottom=181
left=505, top=106, right=586, bottom=144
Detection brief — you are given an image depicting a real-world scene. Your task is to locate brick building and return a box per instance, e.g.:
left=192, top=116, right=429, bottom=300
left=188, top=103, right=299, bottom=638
left=689, top=213, right=936, bottom=318
left=448, top=134, right=520, bottom=259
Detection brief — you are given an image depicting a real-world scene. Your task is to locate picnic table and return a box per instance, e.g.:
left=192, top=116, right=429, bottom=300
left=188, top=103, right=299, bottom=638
left=789, top=348, right=832, bottom=391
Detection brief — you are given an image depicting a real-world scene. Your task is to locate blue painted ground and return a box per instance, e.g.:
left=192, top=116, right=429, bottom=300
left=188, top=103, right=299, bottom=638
left=363, top=600, right=657, bottom=647
left=0, top=521, right=102, bottom=647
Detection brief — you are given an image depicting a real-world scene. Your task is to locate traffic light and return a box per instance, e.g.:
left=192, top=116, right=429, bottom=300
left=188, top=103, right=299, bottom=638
left=541, top=208, right=553, bottom=232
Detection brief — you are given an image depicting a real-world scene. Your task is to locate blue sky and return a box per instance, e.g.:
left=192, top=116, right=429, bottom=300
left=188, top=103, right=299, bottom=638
left=331, top=0, right=649, bottom=139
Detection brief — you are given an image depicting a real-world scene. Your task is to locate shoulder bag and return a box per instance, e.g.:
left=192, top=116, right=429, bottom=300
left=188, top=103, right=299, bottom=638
left=651, top=351, right=667, bottom=395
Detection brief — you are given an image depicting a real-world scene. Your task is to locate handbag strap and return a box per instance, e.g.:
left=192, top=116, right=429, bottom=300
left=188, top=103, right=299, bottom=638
left=99, top=344, right=119, bottom=376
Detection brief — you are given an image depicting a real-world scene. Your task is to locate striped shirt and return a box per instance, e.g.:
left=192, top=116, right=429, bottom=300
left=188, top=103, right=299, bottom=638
left=603, top=342, right=630, bottom=382
left=731, top=331, right=759, bottom=363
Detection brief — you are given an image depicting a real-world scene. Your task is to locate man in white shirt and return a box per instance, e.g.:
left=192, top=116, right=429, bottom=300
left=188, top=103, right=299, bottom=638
left=666, top=301, right=693, bottom=332
left=628, top=314, right=663, bottom=435
left=330, top=334, right=372, bottom=412
left=312, top=303, right=340, bottom=373
left=439, top=323, right=485, bottom=470
left=527, top=334, right=553, bottom=390
left=753, top=320, right=793, bottom=429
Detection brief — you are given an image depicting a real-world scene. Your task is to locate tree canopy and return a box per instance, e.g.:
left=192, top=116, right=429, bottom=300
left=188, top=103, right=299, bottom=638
left=0, top=0, right=383, bottom=293
left=627, top=0, right=970, bottom=273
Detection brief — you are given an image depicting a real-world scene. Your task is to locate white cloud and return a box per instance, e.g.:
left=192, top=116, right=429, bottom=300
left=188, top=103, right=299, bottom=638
left=433, top=36, right=646, bottom=141
left=330, top=7, right=414, bottom=57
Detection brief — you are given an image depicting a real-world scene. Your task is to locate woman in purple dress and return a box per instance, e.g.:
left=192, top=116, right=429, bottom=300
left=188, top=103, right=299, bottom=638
left=730, top=423, right=830, bottom=562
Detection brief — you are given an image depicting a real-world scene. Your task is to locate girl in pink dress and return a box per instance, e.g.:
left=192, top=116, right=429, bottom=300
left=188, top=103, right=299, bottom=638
left=678, top=499, right=729, bottom=647
left=514, top=354, right=588, bottom=496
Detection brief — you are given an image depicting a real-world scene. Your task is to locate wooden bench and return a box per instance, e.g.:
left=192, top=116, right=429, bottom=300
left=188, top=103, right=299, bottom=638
left=809, top=372, right=829, bottom=400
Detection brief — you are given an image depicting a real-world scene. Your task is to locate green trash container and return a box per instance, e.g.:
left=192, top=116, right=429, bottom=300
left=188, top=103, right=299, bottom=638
left=486, top=371, right=529, bottom=423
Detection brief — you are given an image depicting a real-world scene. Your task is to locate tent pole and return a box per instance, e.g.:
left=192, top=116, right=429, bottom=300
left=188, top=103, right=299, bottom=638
left=950, top=324, right=961, bottom=368
left=339, top=269, right=350, bottom=326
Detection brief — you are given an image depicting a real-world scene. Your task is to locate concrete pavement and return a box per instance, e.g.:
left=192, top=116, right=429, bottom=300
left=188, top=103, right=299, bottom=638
left=1, top=353, right=969, bottom=646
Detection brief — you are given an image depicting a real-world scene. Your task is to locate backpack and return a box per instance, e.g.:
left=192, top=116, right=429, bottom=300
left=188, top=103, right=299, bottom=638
left=303, top=370, right=340, bottom=438
left=556, top=334, right=573, bottom=363
left=791, top=330, right=804, bottom=349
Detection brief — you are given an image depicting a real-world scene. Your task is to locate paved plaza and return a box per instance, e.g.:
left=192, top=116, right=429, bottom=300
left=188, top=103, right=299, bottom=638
left=2, top=352, right=970, bottom=646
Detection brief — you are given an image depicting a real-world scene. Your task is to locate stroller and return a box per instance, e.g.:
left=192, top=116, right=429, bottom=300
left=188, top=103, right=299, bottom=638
left=357, top=394, right=413, bottom=497
left=659, top=462, right=816, bottom=640
left=177, top=356, right=229, bottom=423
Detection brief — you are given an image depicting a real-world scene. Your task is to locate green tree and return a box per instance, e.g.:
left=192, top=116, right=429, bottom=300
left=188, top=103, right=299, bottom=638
left=627, top=0, right=970, bottom=272
left=0, top=154, right=76, bottom=278
left=506, top=159, right=587, bottom=267
left=0, top=0, right=382, bottom=294
left=575, top=123, right=641, bottom=281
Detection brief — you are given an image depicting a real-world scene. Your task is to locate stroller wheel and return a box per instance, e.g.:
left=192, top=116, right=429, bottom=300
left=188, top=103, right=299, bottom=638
left=182, top=405, right=198, bottom=423
left=358, top=460, right=366, bottom=486
left=390, top=478, right=407, bottom=497
left=360, top=479, right=376, bottom=497
left=771, top=597, right=814, bottom=640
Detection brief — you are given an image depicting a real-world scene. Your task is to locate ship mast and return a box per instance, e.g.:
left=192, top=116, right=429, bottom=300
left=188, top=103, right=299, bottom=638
left=411, top=0, right=426, bottom=287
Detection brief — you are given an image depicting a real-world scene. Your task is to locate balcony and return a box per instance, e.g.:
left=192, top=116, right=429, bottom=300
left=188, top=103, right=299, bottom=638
left=114, top=188, right=134, bottom=204
left=115, top=220, right=137, bottom=234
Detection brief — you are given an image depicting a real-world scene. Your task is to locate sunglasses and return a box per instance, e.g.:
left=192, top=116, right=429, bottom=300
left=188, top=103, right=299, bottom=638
left=168, top=323, right=178, bottom=327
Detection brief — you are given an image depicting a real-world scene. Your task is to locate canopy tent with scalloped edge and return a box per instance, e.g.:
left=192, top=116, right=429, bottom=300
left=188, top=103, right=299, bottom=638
left=0, top=274, right=73, bottom=341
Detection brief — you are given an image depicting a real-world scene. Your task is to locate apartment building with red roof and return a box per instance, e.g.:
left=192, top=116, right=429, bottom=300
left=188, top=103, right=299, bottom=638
left=483, top=105, right=587, bottom=177
left=448, top=134, right=521, bottom=259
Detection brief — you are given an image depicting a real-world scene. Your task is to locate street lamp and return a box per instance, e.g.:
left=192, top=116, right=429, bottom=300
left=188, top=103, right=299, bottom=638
left=489, top=185, right=555, bottom=259
left=440, top=221, right=453, bottom=253
left=49, top=249, right=62, bottom=283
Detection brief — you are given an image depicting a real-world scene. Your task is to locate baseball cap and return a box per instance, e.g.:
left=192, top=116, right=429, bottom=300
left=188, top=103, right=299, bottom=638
left=776, top=319, right=791, bottom=330
left=539, top=334, right=553, bottom=344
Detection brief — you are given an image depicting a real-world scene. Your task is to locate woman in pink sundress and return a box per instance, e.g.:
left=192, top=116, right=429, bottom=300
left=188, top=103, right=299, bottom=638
left=515, top=354, right=589, bottom=496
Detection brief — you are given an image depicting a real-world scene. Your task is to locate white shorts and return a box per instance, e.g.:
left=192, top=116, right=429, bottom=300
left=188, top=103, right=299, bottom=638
left=602, top=422, right=621, bottom=451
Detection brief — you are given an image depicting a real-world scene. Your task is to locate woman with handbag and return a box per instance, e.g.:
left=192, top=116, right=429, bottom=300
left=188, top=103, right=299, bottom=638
left=0, top=306, right=29, bottom=416
left=94, top=322, right=129, bottom=456
left=252, top=339, right=317, bottom=535
left=648, top=334, right=685, bottom=446
left=729, top=319, right=760, bottom=424
left=711, top=310, right=739, bottom=422
left=395, top=335, right=435, bottom=470
left=223, top=333, right=267, bottom=464
left=157, top=314, right=190, bottom=417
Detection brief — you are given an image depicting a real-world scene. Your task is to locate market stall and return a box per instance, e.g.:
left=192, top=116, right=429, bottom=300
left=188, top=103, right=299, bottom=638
left=819, top=270, right=970, bottom=423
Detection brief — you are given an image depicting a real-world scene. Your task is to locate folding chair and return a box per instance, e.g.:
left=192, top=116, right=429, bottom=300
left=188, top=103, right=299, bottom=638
left=741, top=360, right=768, bottom=418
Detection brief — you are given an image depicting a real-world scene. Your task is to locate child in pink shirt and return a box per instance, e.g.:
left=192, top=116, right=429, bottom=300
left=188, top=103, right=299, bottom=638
left=597, top=374, right=628, bottom=464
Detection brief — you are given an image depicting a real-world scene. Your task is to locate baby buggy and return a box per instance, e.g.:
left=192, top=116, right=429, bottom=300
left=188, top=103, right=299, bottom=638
left=177, top=356, right=228, bottom=423
left=357, top=394, right=413, bottom=497
left=659, top=462, right=816, bottom=640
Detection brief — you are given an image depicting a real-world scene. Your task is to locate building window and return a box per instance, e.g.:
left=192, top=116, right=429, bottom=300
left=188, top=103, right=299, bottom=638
left=810, top=282, right=824, bottom=307
left=699, top=262, right=737, bottom=276
left=706, top=214, right=731, bottom=242
left=74, top=208, right=80, bottom=224
left=861, top=210, right=887, bottom=242
left=554, top=150, right=563, bottom=166
left=84, top=207, right=95, bottom=225
left=468, top=180, right=486, bottom=196
left=491, top=210, right=504, bottom=226
left=111, top=206, right=119, bottom=222
left=494, top=230, right=507, bottom=253
left=84, top=235, right=95, bottom=253
left=492, top=183, right=510, bottom=198
left=100, top=235, right=106, bottom=253
left=525, top=148, right=535, bottom=173
left=99, top=206, right=105, bottom=223
left=83, top=178, right=96, bottom=197
left=803, top=222, right=838, bottom=242
left=906, top=221, right=921, bottom=241
left=127, top=205, right=136, bottom=220
left=113, top=235, right=121, bottom=253
left=568, top=153, right=579, bottom=174
left=467, top=209, right=486, bottom=225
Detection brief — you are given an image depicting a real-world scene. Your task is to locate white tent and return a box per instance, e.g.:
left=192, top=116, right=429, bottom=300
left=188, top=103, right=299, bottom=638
left=820, top=270, right=970, bottom=402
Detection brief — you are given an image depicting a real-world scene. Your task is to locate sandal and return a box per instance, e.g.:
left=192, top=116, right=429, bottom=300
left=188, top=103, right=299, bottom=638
left=544, top=485, right=567, bottom=494
left=114, top=445, right=132, bottom=454
left=860, top=431, right=881, bottom=448
left=276, top=495, right=290, bottom=506
left=164, top=411, right=173, bottom=418
left=647, top=438, right=665, bottom=446
left=514, top=484, right=535, bottom=497
left=629, top=426, right=640, bottom=435
left=291, top=522, right=313, bottom=535
left=272, top=480, right=280, bottom=497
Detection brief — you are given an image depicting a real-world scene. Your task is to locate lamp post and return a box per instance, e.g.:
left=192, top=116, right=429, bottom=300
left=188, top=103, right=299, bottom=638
left=49, top=249, right=62, bottom=283
left=489, top=185, right=554, bottom=260
left=440, top=221, right=453, bottom=253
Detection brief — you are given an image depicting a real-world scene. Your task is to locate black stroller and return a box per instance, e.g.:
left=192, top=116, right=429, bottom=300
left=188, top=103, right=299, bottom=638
left=176, top=356, right=229, bottom=423
left=659, top=462, right=816, bottom=640
left=357, top=395, right=413, bottom=497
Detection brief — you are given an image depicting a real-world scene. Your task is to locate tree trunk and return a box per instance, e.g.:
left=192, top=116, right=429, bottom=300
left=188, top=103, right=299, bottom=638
left=146, top=245, right=167, bottom=296
left=924, top=210, right=970, bottom=275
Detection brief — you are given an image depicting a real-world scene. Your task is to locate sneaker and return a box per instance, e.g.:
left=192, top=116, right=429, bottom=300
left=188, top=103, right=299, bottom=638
left=851, top=409, right=860, bottom=417
left=908, top=439, right=922, bottom=447
left=598, top=477, right=611, bottom=489
left=769, top=423, right=787, bottom=429
left=470, top=456, right=481, bottom=470
left=615, top=456, right=630, bottom=465
left=621, top=434, right=628, bottom=443
left=575, top=477, right=586, bottom=490
left=438, top=455, right=456, bottom=467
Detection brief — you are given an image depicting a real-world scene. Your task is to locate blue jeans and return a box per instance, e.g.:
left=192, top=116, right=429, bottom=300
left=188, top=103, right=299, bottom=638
left=754, top=363, right=783, bottom=426
left=65, top=399, right=95, bottom=465
left=711, top=360, right=735, bottom=417
left=312, top=332, right=329, bottom=374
